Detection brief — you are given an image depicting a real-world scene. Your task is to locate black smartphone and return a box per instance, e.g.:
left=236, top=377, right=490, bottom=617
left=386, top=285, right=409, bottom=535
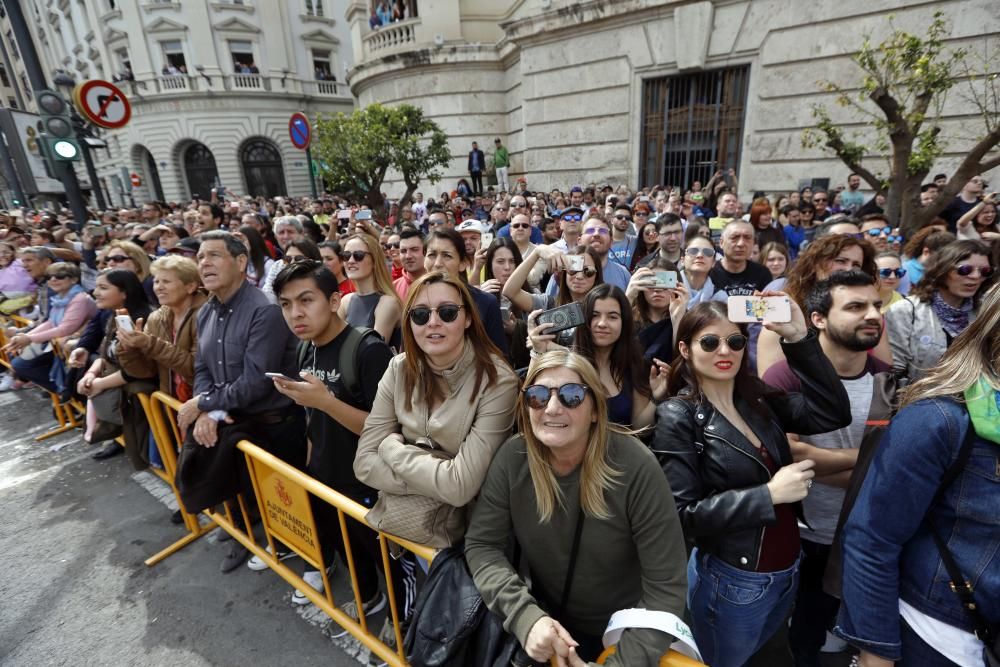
left=536, top=302, right=585, bottom=333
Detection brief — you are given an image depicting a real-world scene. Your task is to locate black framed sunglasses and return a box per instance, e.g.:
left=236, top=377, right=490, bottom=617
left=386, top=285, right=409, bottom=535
left=510, top=223, right=531, bottom=230
left=887, top=235, right=904, bottom=244
left=408, top=304, right=464, bottom=326
left=106, top=254, right=131, bottom=263
left=954, top=264, right=994, bottom=278
left=561, top=214, right=583, bottom=222
left=338, top=250, right=371, bottom=263
left=49, top=273, right=72, bottom=280
left=695, top=333, right=748, bottom=353
left=523, top=383, right=590, bottom=410
left=613, top=215, right=632, bottom=221
left=382, top=242, right=400, bottom=250
left=567, top=268, right=597, bottom=278
left=866, top=226, right=892, bottom=237
left=878, top=268, right=907, bottom=279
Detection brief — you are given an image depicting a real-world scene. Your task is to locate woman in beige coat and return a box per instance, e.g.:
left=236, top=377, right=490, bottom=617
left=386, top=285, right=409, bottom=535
left=355, top=270, right=518, bottom=548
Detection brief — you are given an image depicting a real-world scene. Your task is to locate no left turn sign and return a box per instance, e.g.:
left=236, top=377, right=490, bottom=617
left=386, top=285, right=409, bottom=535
left=73, top=80, right=132, bottom=130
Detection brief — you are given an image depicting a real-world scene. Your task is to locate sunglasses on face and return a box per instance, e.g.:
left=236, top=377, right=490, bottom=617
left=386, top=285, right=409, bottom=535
left=339, top=250, right=371, bottom=263
left=635, top=211, right=650, bottom=217
left=567, top=268, right=597, bottom=278
left=583, top=227, right=610, bottom=236
left=685, top=247, right=715, bottom=258
left=866, top=226, right=892, bottom=237
left=878, top=268, right=907, bottom=279
left=510, top=223, right=530, bottom=230
left=887, top=235, right=904, bottom=244
left=561, top=214, right=583, bottom=222
left=49, top=273, right=72, bottom=280
left=954, top=264, right=994, bottom=278
left=382, top=242, right=400, bottom=250
left=408, top=304, right=464, bottom=326
left=523, top=383, right=590, bottom=410
left=106, top=255, right=131, bottom=263
left=695, top=333, right=748, bottom=353
left=613, top=215, right=632, bottom=221
left=511, top=203, right=527, bottom=208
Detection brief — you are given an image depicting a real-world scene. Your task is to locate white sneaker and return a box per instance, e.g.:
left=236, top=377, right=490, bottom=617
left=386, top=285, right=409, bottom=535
left=0, top=374, right=15, bottom=392
left=329, top=590, right=387, bottom=637
left=246, top=544, right=298, bottom=571
left=291, top=562, right=336, bottom=606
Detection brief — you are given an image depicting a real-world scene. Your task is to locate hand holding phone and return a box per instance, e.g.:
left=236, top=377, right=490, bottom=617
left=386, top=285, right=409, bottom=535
left=536, top=302, right=585, bottom=333
left=727, top=295, right=791, bottom=323
left=115, top=315, right=135, bottom=332
left=265, top=372, right=303, bottom=382
left=653, top=271, right=678, bottom=289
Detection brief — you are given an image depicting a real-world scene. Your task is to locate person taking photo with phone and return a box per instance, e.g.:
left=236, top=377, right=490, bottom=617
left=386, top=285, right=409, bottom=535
left=652, top=297, right=852, bottom=667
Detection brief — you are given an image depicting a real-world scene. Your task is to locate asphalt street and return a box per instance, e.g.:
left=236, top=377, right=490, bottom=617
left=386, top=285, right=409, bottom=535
left=0, top=386, right=379, bottom=667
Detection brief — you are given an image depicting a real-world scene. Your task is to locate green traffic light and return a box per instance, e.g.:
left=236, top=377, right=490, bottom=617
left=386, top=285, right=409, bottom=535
left=53, top=140, right=78, bottom=159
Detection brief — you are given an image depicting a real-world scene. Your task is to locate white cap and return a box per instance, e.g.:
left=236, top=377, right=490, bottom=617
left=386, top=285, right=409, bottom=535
left=456, top=219, right=485, bottom=235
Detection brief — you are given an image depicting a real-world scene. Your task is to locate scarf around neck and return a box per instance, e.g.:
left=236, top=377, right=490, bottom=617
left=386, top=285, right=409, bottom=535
left=931, top=291, right=972, bottom=338
left=49, top=284, right=84, bottom=326
left=964, top=374, right=1000, bottom=445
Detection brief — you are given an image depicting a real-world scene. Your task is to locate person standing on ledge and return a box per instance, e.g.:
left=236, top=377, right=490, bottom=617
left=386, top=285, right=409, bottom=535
left=468, top=141, right=485, bottom=197
left=493, top=138, right=510, bottom=194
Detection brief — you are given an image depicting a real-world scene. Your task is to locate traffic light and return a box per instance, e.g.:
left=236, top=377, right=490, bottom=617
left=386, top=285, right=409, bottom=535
left=36, top=90, right=80, bottom=162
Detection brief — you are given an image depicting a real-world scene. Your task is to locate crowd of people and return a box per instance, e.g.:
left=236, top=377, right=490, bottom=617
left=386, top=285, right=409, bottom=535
left=0, top=171, right=998, bottom=667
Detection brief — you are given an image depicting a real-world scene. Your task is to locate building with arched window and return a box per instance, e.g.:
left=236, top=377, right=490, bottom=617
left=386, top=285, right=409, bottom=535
left=345, top=0, right=999, bottom=197
left=16, top=1, right=355, bottom=204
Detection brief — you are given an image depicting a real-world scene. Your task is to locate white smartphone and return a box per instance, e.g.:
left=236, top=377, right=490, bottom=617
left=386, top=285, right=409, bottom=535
left=115, top=315, right=134, bottom=332
left=566, top=255, right=585, bottom=272
left=727, top=295, right=792, bottom=323
left=265, top=372, right=302, bottom=382
left=480, top=232, right=494, bottom=250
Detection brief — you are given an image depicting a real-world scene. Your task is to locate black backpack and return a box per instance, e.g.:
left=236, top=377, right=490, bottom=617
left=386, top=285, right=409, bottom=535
left=295, top=326, right=378, bottom=407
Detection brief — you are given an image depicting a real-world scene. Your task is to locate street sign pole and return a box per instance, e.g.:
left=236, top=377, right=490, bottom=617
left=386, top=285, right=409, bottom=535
left=305, top=146, right=317, bottom=198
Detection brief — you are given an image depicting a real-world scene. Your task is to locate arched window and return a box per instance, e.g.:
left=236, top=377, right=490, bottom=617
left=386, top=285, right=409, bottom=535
left=183, top=142, right=219, bottom=200
left=135, top=145, right=165, bottom=201
left=240, top=139, right=286, bottom=198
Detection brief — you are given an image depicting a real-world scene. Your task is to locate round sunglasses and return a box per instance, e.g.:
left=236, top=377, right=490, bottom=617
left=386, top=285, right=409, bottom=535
left=523, top=383, right=590, bottom=410
left=953, top=264, right=994, bottom=279
left=408, top=304, right=464, bottom=326
left=694, top=333, right=748, bottom=353
left=567, top=268, right=597, bottom=278
left=878, top=268, right=907, bottom=279
left=685, top=247, right=716, bottom=258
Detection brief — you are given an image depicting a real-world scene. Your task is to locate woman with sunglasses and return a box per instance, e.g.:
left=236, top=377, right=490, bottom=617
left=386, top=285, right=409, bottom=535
left=652, top=300, right=851, bottom=667
left=423, top=228, right=509, bottom=355
left=835, top=283, right=1000, bottom=667
left=318, top=240, right=355, bottom=295
left=4, top=262, right=96, bottom=393
left=465, top=350, right=688, bottom=666
left=77, top=269, right=155, bottom=461
left=355, top=271, right=517, bottom=549
left=679, top=235, right=724, bottom=307
left=886, top=240, right=992, bottom=381
left=105, top=240, right=157, bottom=306
left=517, top=245, right=603, bottom=349
left=628, top=221, right=661, bottom=271
left=336, top=233, right=402, bottom=350
left=874, top=252, right=906, bottom=313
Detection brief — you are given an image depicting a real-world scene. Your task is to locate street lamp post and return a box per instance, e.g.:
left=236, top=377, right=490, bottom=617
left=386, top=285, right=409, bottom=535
left=52, top=72, right=107, bottom=211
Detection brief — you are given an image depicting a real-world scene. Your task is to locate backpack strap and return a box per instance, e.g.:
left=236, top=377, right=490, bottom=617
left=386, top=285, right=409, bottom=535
left=337, top=327, right=375, bottom=407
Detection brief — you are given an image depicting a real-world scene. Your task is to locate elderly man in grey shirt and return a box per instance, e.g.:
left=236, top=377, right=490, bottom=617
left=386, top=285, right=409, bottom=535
left=176, top=231, right=306, bottom=573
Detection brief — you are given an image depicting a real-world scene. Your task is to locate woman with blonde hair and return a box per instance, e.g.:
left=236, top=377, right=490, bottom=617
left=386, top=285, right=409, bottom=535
left=836, top=282, right=1000, bottom=666
left=338, top=232, right=402, bottom=348
left=106, top=239, right=156, bottom=305
left=465, top=350, right=688, bottom=666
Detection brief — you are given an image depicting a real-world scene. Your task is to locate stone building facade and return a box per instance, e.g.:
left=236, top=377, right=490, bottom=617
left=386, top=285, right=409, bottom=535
left=346, top=0, right=999, bottom=197
left=13, top=0, right=356, bottom=205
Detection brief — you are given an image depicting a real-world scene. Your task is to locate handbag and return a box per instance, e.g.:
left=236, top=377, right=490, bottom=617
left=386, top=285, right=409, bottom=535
left=925, top=419, right=999, bottom=666
left=89, top=386, right=124, bottom=442
left=367, top=491, right=466, bottom=549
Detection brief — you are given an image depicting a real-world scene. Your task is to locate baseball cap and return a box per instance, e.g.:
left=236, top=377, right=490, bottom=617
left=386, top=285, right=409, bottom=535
left=166, top=237, right=201, bottom=257
left=456, top=219, right=485, bottom=235
left=570, top=185, right=583, bottom=193
left=558, top=206, right=585, bottom=218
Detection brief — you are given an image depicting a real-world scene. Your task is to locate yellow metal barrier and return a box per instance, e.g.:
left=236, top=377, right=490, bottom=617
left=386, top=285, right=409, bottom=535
left=597, top=645, right=705, bottom=666
left=144, top=391, right=436, bottom=665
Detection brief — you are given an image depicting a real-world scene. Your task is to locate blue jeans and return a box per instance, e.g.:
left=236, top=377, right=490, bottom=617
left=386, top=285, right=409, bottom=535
left=10, top=351, right=57, bottom=392
left=899, top=619, right=963, bottom=666
left=687, top=548, right=801, bottom=667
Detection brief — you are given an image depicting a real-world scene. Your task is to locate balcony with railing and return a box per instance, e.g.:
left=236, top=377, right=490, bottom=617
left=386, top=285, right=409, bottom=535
left=312, top=79, right=342, bottom=96
left=362, top=17, right=420, bottom=58
left=156, top=74, right=195, bottom=93
left=226, top=73, right=268, bottom=91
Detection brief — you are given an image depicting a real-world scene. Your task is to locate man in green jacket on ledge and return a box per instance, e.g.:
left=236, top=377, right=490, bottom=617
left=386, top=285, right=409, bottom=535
left=494, top=138, right=510, bottom=194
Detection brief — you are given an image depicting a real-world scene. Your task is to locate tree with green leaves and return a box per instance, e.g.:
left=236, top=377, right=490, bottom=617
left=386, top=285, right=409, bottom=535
left=312, top=103, right=451, bottom=211
left=803, top=12, right=999, bottom=235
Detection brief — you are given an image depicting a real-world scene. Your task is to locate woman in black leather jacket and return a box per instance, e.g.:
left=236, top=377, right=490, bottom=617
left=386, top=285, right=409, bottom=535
left=651, top=298, right=851, bottom=667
